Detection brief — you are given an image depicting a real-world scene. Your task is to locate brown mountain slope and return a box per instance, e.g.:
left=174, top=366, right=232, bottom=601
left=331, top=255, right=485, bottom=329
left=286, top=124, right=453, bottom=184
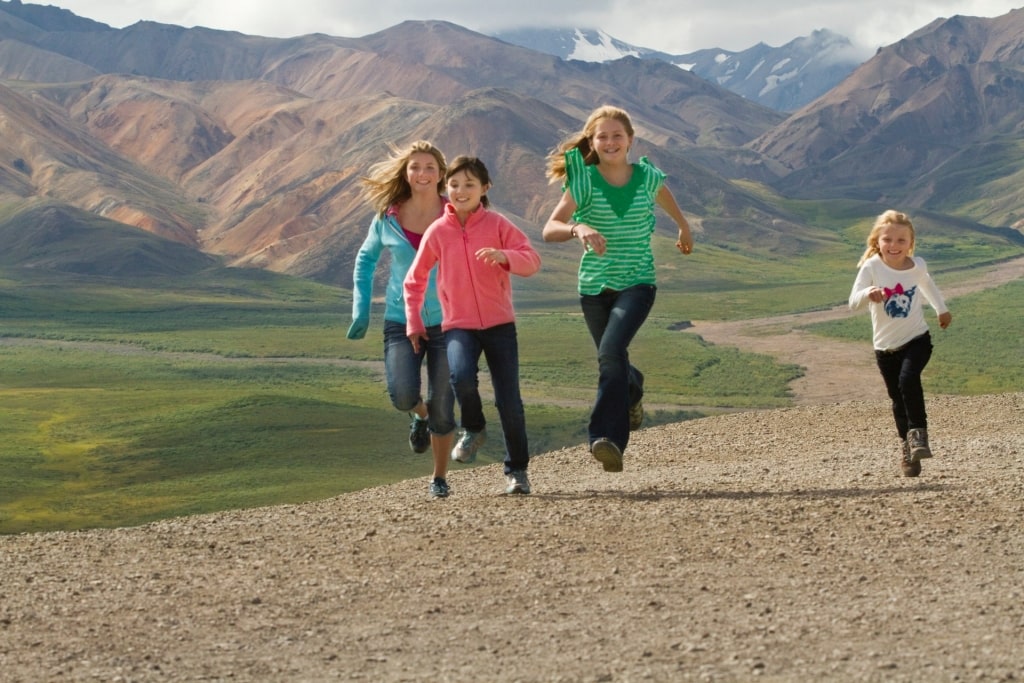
left=12, top=72, right=786, bottom=280
left=750, top=8, right=1024, bottom=204
left=262, top=31, right=468, bottom=105
left=1, top=11, right=784, bottom=151
left=57, top=75, right=236, bottom=182
left=0, top=38, right=98, bottom=81
left=2, top=392, right=1021, bottom=681
left=0, top=81, right=206, bottom=245
left=347, top=21, right=782, bottom=149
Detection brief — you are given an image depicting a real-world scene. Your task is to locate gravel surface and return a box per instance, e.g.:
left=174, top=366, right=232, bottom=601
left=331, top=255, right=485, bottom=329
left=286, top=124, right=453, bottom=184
left=2, top=392, right=1022, bottom=682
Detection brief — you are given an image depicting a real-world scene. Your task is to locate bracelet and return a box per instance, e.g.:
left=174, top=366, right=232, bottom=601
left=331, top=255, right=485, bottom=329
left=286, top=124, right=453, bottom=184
left=569, top=222, right=578, bottom=238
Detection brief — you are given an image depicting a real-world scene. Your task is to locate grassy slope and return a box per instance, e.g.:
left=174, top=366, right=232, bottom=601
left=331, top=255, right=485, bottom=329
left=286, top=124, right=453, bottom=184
left=0, top=266, right=799, bottom=533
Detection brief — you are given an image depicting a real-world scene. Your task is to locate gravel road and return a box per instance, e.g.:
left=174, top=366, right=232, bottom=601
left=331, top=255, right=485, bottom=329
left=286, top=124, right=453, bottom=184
left=2, top=392, right=1021, bottom=682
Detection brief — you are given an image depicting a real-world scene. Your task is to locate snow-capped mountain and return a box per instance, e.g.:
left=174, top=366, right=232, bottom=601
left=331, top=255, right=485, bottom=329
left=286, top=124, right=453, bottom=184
left=492, top=27, right=675, bottom=63
left=679, top=30, right=867, bottom=112
left=492, top=27, right=865, bottom=112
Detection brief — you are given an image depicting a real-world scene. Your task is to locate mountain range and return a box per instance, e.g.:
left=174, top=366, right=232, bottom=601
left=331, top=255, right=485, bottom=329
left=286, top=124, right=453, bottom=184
left=1, top=0, right=1023, bottom=287
left=492, top=27, right=866, bottom=111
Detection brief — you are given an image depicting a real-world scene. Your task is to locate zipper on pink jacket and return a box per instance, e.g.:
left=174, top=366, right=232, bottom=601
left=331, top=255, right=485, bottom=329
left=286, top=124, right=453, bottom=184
left=460, top=223, right=488, bottom=330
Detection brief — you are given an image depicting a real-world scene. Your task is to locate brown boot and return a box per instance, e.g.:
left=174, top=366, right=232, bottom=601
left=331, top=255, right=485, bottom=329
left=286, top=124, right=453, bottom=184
left=628, top=399, right=644, bottom=431
left=900, top=439, right=921, bottom=477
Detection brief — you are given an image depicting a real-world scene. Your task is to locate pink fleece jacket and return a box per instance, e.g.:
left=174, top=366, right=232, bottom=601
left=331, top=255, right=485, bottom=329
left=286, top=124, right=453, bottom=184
left=404, top=203, right=541, bottom=336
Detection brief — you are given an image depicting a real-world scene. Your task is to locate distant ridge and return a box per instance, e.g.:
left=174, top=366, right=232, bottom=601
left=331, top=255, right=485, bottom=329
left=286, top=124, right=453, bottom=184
left=749, top=7, right=1024, bottom=227
left=493, top=26, right=865, bottom=111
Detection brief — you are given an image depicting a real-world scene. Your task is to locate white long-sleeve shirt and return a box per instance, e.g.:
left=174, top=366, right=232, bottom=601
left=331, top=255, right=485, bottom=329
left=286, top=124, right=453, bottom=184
left=849, top=255, right=949, bottom=351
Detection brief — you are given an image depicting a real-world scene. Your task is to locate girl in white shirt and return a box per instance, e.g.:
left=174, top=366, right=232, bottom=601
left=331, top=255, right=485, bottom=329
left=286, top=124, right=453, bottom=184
left=850, top=210, right=952, bottom=477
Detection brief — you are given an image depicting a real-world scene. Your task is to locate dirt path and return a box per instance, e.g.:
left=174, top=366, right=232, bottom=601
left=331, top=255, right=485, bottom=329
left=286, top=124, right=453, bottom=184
left=684, top=255, right=1024, bottom=405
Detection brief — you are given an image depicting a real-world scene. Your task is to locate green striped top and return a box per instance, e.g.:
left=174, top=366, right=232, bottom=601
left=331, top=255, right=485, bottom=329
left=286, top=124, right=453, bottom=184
left=564, top=147, right=666, bottom=295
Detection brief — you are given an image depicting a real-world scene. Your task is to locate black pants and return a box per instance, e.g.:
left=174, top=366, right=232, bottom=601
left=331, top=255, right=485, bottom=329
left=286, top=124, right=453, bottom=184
left=874, top=332, right=933, bottom=440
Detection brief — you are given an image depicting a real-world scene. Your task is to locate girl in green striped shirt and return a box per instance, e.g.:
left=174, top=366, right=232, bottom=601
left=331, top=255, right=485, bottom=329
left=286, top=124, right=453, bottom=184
left=543, top=105, right=693, bottom=473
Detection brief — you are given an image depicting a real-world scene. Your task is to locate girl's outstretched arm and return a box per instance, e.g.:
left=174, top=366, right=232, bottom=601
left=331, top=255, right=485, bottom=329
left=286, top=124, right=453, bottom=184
left=543, top=191, right=579, bottom=242
left=543, top=190, right=607, bottom=255
left=498, top=218, right=542, bottom=277
left=656, top=185, right=693, bottom=254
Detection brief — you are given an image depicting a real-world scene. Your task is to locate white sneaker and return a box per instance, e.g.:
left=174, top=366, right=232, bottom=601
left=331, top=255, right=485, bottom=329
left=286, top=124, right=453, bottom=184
left=505, top=470, right=531, bottom=495
left=451, top=429, right=486, bottom=463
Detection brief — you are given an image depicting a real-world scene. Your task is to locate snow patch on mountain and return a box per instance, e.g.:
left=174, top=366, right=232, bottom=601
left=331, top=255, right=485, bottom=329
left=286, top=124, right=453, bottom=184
left=567, top=29, right=639, bottom=61
left=493, top=26, right=865, bottom=112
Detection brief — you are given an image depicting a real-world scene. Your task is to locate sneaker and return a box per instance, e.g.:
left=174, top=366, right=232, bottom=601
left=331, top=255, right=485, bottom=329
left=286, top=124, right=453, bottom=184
left=409, top=415, right=430, bottom=454
left=429, top=477, right=450, bottom=498
left=907, top=428, right=932, bottom=461
left=451, top=429, right=486, bottom=463
left=591, top=438, right=623, bottom=473
left=505, top=470, right=531, bottom=495
left=628, top=400, right=644, bottom=431
left=900, top=440, right=921, bottom=477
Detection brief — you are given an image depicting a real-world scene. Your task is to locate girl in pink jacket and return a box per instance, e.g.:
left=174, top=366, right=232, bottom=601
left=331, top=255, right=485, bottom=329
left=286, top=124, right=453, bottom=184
left=404, top=156, right=541, bottom=495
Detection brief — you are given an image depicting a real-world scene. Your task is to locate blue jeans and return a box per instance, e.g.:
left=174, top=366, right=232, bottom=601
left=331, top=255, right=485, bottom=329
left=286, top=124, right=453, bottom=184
left=580, top=284, right=656, bottom=451
left=445, top=323, right=529, bottom=473
left=383, top=320, right=455, bottom=436
left=875, top=332, right=933, bottom=440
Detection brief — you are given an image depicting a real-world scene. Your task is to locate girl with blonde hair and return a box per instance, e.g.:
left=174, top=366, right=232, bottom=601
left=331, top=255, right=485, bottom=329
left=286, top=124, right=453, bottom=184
left=542, top=105, right=693, bottom=473
left=348, top=140, right=456, bottom=498
left=849, top=210, right=952, bottom=477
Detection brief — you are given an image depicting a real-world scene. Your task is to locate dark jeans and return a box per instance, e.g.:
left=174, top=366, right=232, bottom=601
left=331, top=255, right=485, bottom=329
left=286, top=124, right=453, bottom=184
left=580, top=284, right=656, bottom=451
left=383, top=321, right=455, bottom=435
left=445, top=323, right=529, bottom=473
left=874, top=332, right=933, bottom=440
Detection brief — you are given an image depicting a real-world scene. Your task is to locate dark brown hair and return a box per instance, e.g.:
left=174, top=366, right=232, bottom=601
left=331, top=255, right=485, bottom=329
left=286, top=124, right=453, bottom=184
left=446, top=155, right=492, bottom=208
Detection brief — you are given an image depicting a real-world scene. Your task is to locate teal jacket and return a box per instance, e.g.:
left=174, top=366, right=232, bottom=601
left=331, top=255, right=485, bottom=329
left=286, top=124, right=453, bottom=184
left=348, top=209, right=443, bottom=338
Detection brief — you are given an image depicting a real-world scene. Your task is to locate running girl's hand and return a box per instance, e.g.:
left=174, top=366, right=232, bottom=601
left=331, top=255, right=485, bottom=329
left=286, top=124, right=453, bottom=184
left=346, top=317, right=369, bottom=340
left=938, top=311, right=952, bottom=329
left=676, top=233, right=693, bottom=255
left=577, top=225, right=607, bottom=255
left=407, top=331, right=428, bottom=354
left=867, top=287, right=885, bottom=303
left=475, top=247, right=508, bottom=266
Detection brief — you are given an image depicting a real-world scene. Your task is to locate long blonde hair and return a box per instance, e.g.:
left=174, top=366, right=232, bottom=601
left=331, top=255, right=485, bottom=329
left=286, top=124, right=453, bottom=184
left=360, top=140, right=447, bottom=215
left=858, top=209, right=916, bottom=266
left=545, top=105, right=635, bottom=183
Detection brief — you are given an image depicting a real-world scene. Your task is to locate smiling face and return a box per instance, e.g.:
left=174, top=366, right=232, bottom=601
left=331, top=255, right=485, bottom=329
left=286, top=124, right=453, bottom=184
left=876, top=223, right=914, bottom=269
left=405, top=151, right=442, bottom=197
left=590, top=117, right=632, bottom=166
left=446, top=168, right=488, bottom=217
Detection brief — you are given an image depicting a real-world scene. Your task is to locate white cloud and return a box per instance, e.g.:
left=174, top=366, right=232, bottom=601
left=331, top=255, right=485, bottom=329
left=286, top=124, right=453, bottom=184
left=52, top=0, right=1022, bottom=55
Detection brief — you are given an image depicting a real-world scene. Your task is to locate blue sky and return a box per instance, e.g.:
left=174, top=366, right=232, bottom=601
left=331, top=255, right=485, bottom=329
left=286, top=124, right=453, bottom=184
left=51, top=0, right=1023, bottom=55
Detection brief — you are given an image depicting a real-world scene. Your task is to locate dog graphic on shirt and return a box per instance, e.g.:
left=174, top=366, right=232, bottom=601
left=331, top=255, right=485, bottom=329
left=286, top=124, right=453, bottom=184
left=883, top=283, right=916, bottom=319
